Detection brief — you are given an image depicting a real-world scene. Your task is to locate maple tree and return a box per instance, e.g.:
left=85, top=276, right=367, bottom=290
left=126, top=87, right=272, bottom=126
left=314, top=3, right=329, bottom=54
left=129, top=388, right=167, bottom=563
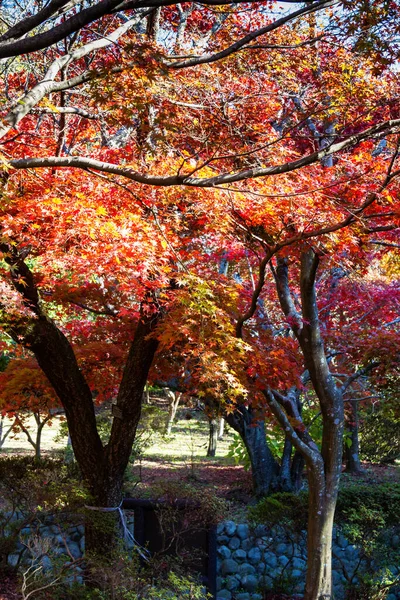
left=0, top=1, right=400, bottom=598
left=0, top=354, right=61, bottom=459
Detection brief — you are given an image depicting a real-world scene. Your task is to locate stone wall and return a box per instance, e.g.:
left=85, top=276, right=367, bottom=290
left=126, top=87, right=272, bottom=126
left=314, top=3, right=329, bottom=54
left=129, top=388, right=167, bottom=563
left=216, top=521, right=400, bottom=600
left=3, top=512, right=400, bottom=599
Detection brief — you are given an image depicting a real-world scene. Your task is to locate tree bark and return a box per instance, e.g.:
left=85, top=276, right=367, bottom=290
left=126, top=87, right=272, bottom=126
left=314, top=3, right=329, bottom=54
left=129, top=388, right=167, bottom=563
left=345, top=399, right=363, bottom=474
left=290, top=450, right=305, bottom=492
left=218, top=416, right=225, bottom=440
left=166, top=389, right=180, bottom=436
left=272, top=250, right=344, bottom=600
left=0, top=416, right=15, bottom=450
left=225, top=406, right=278, bottom=496
left=277, top=437, right=293, bottom=492
left=305, top=463, right=337, bottom=600
left=207, top=417, right=218, bottom=457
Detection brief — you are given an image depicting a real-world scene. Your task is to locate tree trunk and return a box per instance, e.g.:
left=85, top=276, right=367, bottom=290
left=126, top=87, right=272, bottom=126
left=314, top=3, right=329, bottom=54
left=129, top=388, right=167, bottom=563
left=1, top=242, right=161, bottom=561
left=0, top=415, right=14, bottom=450
left=225, top=406, right=278, bottom=496
left=290, top=450, right=305, bottom=492
left=305, top=463, right=337, bottom=600
left=144, top=382, right=150, bottom=404
left=34, top=412, right=50, bottom=461
left=166, top=389, right=180, bottom=436
left=345, top=399, right=363, bottom=474
left=277, top=437, right=293, bottom=492
left=207, top=417, right=218, bottom=457
left=271, top=250, right=345, bottom=600
left=218, top=416, right=225, bottom=440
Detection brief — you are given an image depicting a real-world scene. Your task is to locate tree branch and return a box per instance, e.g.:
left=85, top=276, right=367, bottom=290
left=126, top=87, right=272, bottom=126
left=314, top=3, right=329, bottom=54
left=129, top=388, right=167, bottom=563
left=165, top=0, right=335, bottom=68
left=8, top=118, right=400, bottom=186
left=0, top=15, right=144, bottom=139
left=0, top=0, right=129, bottom=59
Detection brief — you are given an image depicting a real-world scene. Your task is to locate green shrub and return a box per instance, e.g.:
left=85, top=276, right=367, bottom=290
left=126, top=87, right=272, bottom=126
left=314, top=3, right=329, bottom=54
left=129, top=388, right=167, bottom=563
left=360, top=408, right=400, bottom=464
left=30, top=554, right=209, bottom=600
left=247, top=491, right=308, bottom=530
left=336, top=483, right=400, bottom=526
left=0, top=456, right=87, bottom=572
left=227, top=433, right=251, bottom=470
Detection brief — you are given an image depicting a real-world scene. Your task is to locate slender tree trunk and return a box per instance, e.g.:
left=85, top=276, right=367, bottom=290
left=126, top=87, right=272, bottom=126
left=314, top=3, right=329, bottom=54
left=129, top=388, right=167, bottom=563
left=305, top=463, right=337, bottom=600
left=207, top=417, right=218, bottom=457
left=290, top=450, right=305, bottom=492
left=166, top=389, right=180, bottom=436
left=144, top=382, right=150, bottom=405
left=225, top=406, right=278, bottom=496
left=345, top=399, right=363, bottom=474
left=34, top=412, right=50, bottom=460
left=277, top=437, right=293, bottom=492
left=218, top=416, right=225, bottom=440
left=0, top=415, right=14, bottom=450
left=271, top=250, right=345, bottom=600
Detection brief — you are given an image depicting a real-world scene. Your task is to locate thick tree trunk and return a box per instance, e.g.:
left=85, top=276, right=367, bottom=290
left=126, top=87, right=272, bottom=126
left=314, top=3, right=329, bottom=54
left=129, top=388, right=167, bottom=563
left=207, top=417, right=218, bottom=457
left=0, top=241, right=163, bottom=561
left=225, top=406, right=278, bottom=496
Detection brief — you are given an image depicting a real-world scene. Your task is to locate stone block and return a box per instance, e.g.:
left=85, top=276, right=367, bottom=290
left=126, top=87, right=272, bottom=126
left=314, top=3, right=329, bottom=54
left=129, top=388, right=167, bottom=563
left=241, top=538, right=254, bottom=552
left=225, top=521, right=237, bottom=536
left=240, top=574, right=258, bottom=592
left=67, top=541, right=82, bottom=560
left=216, top=590, right=232, bottom=600
left=226, top=575, right=240, bottom=591
left=229, top=536, right=241, bottom=551
left=220, top=559, right=239, bottom=576
left=256, top=561, right=265, bottom=574
left=218, top=545, right=231, bottom=559
left=237, top=524, right=250, bottom=540
left=238, top=562, right=256, bottom=576
left=247, top=547, right=262, bottom=564
left=277, top=555, right=290, bottom=567
left=291, top=569, right=303, bottom=579
left=232, top=549, right=247, bottom=561
left=337, top=534, right=349, bottom=549
left=292, top=557, right=306, bottom=571
left=263, top=551, right=277, bottom=568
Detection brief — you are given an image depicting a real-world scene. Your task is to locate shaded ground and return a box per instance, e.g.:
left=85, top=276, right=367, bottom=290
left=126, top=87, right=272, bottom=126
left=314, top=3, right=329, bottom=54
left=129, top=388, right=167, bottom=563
left=0, top=574, right=21, bottom=600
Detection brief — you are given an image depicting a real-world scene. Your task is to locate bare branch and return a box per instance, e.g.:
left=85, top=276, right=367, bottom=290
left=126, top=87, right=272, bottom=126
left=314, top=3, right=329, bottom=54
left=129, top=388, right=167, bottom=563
left=8, top=118, right=400, bottom=186
left=263, top=388, right=321, bottom=466
left=0, top=0, right=128, bottom=59
left=0, top=14, right=144, bottom=139
left=341, top=361, right=380, bottom=394
left=0, top=0, right=71, bottom=44
left=235, top=251, right=272, bottom=338
left=165, top=0, right=335, bottom=68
